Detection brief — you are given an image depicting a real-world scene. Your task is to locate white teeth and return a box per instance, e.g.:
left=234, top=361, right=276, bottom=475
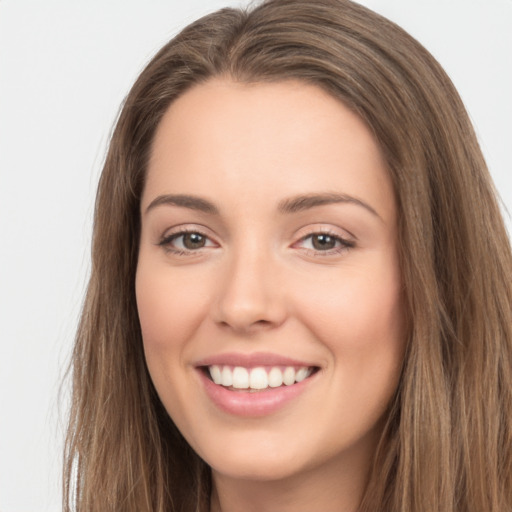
left=249, top=367, right=268, bottom=390
left=221, top=366, right=233, bottom=387
left=283, top=366, right=295, bottom=386
left=210, top=365, right=222, bottom=384
left=295, top=367, right=309, bottom=382
left=268, top=367, right=283, bottom=388
left=208, top=364, right=314, bottom=390
left=232, top=367, right=249, bottom=389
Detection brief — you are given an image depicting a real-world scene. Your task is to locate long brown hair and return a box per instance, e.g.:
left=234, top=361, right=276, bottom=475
left=64, top=1, right=512, bottom=510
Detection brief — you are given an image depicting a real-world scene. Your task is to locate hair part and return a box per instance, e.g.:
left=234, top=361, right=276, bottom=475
left=64, top=1, right=512, bottom=510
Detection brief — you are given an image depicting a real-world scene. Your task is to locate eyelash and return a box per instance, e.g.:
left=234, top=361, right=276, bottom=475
left=158, top=228, right=214, bottom=256
left=295, top=231, right=355, bottom=256
left=158, top=228, right=355, bottom=257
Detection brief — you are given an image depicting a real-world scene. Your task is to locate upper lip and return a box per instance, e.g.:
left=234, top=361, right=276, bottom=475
left=195, top=351, right=318, bottom=368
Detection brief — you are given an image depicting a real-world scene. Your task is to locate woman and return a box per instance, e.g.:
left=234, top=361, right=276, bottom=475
left=64, top=0, right=512, bottom=510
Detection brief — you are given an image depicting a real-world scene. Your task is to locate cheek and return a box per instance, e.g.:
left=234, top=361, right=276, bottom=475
left=316, top=273, right=404, bottom=429
left=135, top=262, right=213, bottom=420
left=291, top=257, right=406, bottom=395
left=135, top=263, right=211, bottom=353
left=297, top=266, right=403, bottom=343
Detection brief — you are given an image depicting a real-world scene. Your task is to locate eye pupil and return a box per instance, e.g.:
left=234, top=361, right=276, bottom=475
left=312, top=234, right=336, bottom=250
left=183, top=233, right=206, bottom=249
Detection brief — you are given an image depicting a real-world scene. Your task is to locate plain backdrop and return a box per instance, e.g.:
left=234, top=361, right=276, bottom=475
left=0, top=1, right=510, bottom=511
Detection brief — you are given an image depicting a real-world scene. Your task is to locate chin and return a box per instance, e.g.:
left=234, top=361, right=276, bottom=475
left=194, top=432, right=310, bottom=482
left=209, top=454, right=306, bottom=482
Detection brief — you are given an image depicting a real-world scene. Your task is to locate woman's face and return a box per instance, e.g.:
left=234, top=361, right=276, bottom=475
left=136, top=79, right=405, bottom=484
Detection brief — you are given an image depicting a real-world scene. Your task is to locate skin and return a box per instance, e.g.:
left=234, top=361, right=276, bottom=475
left=136, top=79, right=406, bottom=512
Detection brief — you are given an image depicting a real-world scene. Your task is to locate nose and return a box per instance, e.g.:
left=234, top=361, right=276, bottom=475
left=212, top=247, right=287, bottom=334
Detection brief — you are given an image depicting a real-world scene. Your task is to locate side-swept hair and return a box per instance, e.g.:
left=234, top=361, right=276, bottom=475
left=64, top=1, right=512, bottom=510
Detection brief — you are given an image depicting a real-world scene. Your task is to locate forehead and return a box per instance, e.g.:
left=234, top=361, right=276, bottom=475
left=144, top=78, right=395, bottom=222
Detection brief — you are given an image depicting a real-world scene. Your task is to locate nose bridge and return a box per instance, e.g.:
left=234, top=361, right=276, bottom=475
left=213, top=236, right=285, bottom=331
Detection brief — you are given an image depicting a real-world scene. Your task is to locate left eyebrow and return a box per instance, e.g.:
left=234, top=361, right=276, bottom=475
left=277, top=192, right=381, bottom=220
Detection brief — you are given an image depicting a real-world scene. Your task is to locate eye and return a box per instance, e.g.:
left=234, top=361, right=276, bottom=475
left=305, top=233, right=338, bottom=250
left=296, top=232, right=355, bottom=254
left=158, top=229, right=216, bottom=254
left=176, top=232, right=208, bottom=250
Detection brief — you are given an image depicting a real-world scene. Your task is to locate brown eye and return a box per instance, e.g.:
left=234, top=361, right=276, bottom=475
left=182, top=232, right=206, bottom=249
left=159, top=230, right=215, bottom=253
left=294, top=231, right=355, bottom=255
left=311, top=234, right=337, bottom=250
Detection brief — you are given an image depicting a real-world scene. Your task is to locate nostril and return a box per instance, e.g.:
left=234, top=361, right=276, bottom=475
left=216, top=317, right=276, bottom=333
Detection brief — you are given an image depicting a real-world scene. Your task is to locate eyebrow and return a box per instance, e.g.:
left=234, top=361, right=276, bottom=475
left=145, top=194, right=219, bottom=215
left=278, top=192, right=381, bottom=219
left=144, top=192, right=380, bottom=219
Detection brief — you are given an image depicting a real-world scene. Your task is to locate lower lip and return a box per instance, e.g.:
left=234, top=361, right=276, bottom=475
left=197, top=369, right=317, bottom=417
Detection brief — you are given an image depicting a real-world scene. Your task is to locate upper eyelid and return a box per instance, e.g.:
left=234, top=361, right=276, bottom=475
left=160, top=224, right=215, bottom=239
left=164, top=231, right=214, bottom=243
left=298, top=232, right=350, bottom=242
left=293, top=223, right=357, bottom=242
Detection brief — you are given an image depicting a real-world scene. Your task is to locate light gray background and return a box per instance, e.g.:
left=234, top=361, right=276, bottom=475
left=0, top=1, right=510, bottom=511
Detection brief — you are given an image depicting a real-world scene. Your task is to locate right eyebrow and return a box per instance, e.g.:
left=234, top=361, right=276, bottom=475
left=144, top=194, right=219, bottom=215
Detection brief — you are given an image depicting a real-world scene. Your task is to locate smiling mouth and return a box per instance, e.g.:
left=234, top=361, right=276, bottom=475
left=201, top=365, right=319, bottom=392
